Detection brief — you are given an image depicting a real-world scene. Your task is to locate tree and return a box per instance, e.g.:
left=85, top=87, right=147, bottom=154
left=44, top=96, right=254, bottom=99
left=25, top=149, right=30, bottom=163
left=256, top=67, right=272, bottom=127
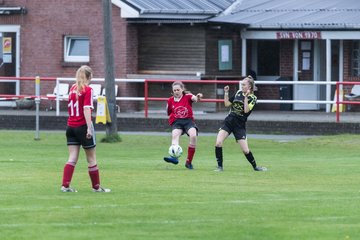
left=101, top=0, right=120, bottom=142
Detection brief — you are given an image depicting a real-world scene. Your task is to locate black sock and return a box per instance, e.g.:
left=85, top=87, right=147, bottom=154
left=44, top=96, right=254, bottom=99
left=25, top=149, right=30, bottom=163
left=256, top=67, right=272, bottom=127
left=215, top=146, right=223, bottom=167
left=245, top=151, right=257, bottom=169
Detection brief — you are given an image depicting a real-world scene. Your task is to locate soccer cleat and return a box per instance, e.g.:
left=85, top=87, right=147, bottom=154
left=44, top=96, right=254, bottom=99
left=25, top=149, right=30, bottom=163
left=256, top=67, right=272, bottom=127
left=214, top=166, right=223, bottom=172
left=93, top=187, right=111, bottom=193
left=185, top=162, right=194, bottom=170
left=61, top=186, right=77, bottom=192
left=163, top=156, right=179, bottom=165
left=254, top=166, right=267, bottom=171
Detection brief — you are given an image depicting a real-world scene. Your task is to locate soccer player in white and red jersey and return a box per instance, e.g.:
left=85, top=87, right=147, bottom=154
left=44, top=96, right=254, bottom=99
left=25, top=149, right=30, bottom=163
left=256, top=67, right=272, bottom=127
left=61, top=65, right=110, bottom=192
left=163, top=81, right=203, bottom=169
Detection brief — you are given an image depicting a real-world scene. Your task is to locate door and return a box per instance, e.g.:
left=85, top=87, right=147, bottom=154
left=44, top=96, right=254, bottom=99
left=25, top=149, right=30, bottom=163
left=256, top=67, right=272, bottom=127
left=0, top=27, right=19, bottom=107
left=293, top=40, right=320, bottom=110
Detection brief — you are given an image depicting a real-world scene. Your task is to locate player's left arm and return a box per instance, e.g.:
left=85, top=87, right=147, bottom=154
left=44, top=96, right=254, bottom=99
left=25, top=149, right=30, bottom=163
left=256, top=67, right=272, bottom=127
left=84, top=88, right=94, bottom=139
left=191, top=93, right=203, bottom=102
left=84, top=107, right=94, bottom=139
left=244, top=94, right=257, bottom=113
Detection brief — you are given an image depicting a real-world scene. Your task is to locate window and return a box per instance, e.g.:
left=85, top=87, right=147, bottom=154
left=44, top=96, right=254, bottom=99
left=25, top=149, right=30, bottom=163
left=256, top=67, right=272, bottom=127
left=301, top=41, right=311, bottom=71
left=64, top=36, right=89, bottom=62
left=352, top=41, right=360, bottom=76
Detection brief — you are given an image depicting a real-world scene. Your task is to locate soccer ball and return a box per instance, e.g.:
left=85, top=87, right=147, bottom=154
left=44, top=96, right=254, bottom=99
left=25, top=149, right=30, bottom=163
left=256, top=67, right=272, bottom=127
left=168, top=145, right=183, bottom=158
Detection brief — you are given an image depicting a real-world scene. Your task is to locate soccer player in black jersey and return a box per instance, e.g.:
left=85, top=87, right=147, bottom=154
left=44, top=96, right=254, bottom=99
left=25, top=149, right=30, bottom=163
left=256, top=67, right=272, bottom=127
left=214, top=76, right=267, bottom=172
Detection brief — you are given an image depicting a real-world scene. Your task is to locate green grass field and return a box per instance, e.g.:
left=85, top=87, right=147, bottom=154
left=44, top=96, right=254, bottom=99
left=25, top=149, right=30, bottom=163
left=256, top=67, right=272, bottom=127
left=0, top=130, right=359, bottom=240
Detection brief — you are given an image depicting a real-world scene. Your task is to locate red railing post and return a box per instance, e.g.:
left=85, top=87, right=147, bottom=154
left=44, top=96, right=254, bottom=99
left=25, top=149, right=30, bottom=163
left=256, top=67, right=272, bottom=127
left=336, top=82, right=340, bottom=123
left=144, top=80, right=149, bottom=118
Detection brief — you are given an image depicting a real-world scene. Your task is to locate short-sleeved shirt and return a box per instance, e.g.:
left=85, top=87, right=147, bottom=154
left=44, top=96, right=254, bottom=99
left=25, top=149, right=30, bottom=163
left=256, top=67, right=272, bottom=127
left=166, top=93, right=195, bottom=125
left=219, top=90, right=257, bottom=140
left=228, top=90, right=257, bottom=122
left=67, top=84, right=94, bottom=127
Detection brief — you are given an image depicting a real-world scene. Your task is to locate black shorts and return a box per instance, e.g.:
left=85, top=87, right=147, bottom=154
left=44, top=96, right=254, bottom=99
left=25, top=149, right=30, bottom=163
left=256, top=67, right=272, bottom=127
left=66, top=124, right=96, bottom=149
left=219, top=115, right=246, bottom=141
left=171, top=118, right=198, bottom=135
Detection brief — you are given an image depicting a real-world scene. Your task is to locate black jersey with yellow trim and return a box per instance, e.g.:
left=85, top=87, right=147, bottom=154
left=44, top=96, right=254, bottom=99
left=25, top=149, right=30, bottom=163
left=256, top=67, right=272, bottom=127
left=228, top=90, right=257, bottom=122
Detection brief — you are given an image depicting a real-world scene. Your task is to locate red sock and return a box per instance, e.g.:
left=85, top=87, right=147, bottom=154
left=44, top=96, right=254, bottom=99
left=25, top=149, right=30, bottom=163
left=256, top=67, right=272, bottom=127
left=186, top=145, right=196, bottom=164
left=62, top=163, right=75, bottom=188
left=88, top=165, right=100, bottom=189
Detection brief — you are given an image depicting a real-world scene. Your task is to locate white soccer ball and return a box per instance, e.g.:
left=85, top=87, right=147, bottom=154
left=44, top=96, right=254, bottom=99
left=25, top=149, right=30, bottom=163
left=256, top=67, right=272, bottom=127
left=168, top=145, right=183, bottom=158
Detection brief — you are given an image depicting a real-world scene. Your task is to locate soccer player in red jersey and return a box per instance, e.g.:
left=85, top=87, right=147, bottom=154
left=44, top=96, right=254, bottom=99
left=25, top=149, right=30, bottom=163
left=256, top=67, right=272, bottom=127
left=61, top=65, right=110, bottom=192
left=214, top=76, right=267, bottom=172
left=163, top=81, right=203, bottom=169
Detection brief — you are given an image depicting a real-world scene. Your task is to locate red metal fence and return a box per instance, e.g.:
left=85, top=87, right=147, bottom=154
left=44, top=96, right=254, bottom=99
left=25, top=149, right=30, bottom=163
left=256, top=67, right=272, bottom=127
left=0, top=76, right=56, bottom=101
left=1, top=76, right=360, bottom=123
left=144, top=79, right=240, bottom=117
left=335, top=81, right=360, bottom=122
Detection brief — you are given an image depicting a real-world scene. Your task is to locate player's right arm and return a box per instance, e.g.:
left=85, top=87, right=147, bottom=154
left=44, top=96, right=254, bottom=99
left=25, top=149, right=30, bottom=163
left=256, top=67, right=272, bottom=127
left=166, top=99, right=172, bottom=116
left=223, top=86, right=232, bottom=107
left=84, top=107, right=93, bottom=139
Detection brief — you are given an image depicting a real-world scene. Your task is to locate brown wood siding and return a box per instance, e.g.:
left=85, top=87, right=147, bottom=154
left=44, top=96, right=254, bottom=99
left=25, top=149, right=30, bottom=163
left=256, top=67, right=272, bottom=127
left=205, top=27, right=242, bottom=78
left=138, top=25, right=205, bottom=74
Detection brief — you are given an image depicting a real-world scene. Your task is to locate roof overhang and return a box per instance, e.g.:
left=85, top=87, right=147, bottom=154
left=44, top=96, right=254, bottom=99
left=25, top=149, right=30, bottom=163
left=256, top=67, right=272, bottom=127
left=0, top=7, right=27, bottom=15
left=125, top=18, right=209, bottom=24
left=210, top=20, right=360, bottom=30
left=112, top=0, right=140, bottom=18
left=210, top=15, right=360, bottom=30
left=115, top=0, right=221, bottom=20
left=210, top=4, right=360, bottom=31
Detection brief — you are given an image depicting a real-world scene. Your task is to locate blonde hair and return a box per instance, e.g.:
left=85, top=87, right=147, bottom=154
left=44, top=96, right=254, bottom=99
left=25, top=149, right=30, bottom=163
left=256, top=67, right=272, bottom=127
left=243, top=75, right=255, bottom=92
left=75, top=65, right=93, bottom=93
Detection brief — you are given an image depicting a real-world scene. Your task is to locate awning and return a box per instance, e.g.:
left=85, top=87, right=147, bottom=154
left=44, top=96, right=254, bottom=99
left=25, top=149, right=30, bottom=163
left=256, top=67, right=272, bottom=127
left=0, top=7, right=27, bottom=15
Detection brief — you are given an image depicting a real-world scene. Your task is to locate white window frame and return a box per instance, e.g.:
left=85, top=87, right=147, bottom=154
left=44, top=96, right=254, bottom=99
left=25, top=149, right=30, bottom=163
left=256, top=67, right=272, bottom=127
left=64, top=36, right=89, bottom=62
left=352, top=41, right=360, bottom=77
